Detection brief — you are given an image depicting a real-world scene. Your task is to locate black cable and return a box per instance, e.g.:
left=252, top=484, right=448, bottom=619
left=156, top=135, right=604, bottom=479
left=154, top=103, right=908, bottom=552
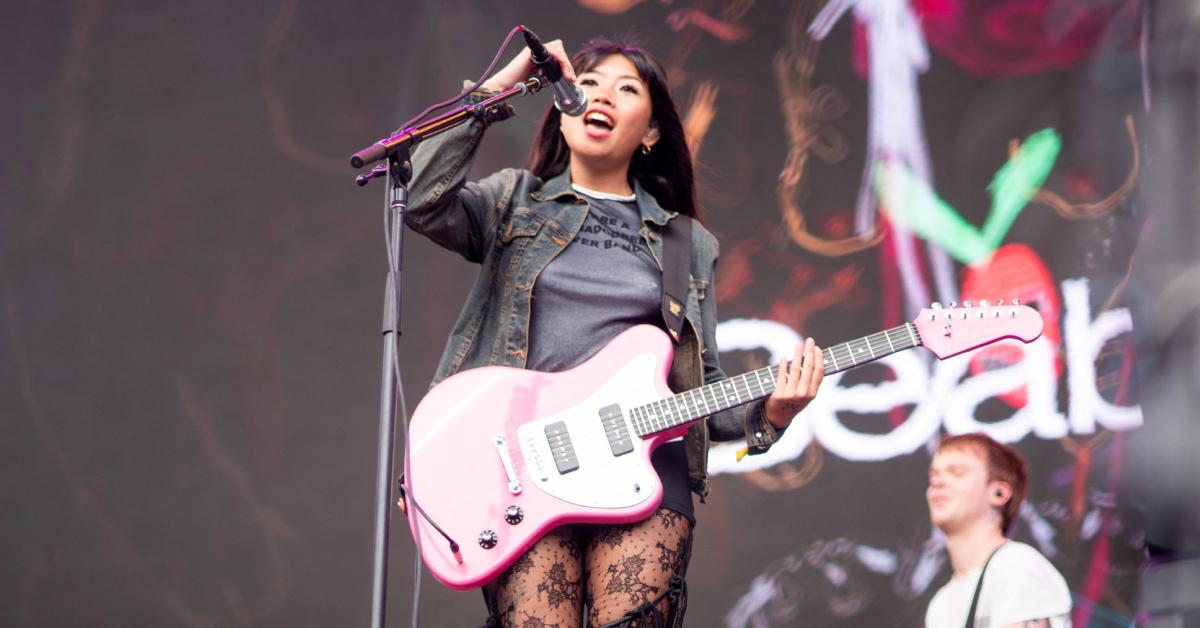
left=385, top=196, right=463, bottom=555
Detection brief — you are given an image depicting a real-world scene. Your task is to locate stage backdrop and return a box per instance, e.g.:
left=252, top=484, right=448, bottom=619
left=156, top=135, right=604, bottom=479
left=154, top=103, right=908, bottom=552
left=4, top=0, right=1172, bottom=626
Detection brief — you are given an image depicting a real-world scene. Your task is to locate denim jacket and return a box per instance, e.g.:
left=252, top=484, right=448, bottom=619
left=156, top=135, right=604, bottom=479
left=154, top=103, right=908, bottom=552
left=405, top=117, right=782, bottom=499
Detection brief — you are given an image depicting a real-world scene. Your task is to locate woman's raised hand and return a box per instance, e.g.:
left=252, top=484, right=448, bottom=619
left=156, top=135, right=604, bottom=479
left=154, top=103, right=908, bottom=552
left=763, top=338, right=825, bottom=429
left=480, top=38, right=576, bottom=92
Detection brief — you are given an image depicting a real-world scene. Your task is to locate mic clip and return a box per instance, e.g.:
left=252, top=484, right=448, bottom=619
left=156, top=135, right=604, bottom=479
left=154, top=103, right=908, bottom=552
left=464, top=87, right=518, bottom=125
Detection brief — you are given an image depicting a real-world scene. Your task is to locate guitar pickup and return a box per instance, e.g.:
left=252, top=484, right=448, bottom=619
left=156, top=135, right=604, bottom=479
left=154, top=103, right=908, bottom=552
left=599, top=404, right=634, bottom=457
left=544, top=421, right=579, bottom=474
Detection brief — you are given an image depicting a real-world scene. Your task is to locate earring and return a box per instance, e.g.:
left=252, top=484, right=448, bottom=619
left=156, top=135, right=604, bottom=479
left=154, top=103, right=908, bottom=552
left=640, top=144, right=651, bottom=156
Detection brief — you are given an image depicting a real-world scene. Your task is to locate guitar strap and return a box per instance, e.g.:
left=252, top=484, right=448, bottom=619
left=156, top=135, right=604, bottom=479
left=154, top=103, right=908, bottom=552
left=964, top=541, right=1007, bottom=628
left=661, top=215, right=692, bottom=344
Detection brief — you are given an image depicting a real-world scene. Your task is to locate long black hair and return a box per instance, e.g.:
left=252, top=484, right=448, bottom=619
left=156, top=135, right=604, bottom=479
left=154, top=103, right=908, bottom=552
left=525, top=39, right=699, bottom=219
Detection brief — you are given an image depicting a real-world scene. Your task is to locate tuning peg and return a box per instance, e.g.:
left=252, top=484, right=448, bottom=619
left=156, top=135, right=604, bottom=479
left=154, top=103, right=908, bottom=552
left=931, top=302, right=942, bottom=309
left=979, top=299, right=989, bottom=307
left=996, top=299, right=1005, bottom=306
left=1012, top=298, right=1021, bottom=306
left=963, top=300, right=972, bottom=308
left=948, top=301, right=957, bottom=308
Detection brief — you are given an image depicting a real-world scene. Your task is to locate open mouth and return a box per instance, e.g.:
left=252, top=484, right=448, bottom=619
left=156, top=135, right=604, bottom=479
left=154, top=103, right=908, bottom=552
left=584, top=111, right=614, bottom=131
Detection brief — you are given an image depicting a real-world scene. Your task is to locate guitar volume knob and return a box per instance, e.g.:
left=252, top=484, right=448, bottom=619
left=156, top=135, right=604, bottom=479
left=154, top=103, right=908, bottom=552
left=478, top=530, right=498, bottom=549
left=504, top=506, right=524, bottom=525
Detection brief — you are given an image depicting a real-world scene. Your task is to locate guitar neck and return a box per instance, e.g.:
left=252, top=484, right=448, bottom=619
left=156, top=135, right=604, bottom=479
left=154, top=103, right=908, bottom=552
left=628, top=322, right=923, bottom=437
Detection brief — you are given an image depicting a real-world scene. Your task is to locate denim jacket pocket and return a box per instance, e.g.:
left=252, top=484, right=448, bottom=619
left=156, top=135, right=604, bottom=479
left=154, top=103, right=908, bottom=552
left=499, top=206, right=545, bottom=242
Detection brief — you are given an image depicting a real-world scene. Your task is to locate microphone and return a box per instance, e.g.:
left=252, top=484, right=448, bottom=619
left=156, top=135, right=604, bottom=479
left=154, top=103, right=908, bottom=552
left=520, top=27, right=587, bottom=117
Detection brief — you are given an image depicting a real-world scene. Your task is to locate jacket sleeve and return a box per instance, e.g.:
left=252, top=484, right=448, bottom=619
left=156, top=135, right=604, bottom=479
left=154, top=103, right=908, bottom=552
left=405, top=113, right=522, bottom=264
left=696, top=245, right=785, bottom=453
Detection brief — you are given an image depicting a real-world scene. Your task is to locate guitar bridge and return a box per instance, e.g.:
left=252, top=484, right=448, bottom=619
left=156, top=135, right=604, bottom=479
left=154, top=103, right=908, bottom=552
left=492, top=435, right=522, bottom=494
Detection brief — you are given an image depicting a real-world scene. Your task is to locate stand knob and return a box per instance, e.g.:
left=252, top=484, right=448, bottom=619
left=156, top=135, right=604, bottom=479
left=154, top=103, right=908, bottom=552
left=504, top=506, right=524, bottom=525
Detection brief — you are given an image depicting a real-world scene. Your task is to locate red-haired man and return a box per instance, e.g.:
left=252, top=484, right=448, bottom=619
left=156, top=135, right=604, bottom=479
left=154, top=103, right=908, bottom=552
left=925, top=433, right=1072, bottom=627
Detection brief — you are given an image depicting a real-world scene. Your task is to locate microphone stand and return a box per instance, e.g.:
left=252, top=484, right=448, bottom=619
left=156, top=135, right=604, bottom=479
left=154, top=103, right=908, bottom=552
left=350, top=74, right=548, bottom=628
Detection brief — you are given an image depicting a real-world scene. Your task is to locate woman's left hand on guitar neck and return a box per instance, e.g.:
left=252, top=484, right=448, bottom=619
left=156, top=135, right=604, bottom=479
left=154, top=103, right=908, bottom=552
left=764, top=338, right=825, bottom=429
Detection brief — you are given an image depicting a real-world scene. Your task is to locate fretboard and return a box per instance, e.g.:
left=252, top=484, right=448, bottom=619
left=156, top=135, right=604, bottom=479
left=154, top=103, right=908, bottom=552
left=627, top=323, right=923, bottom=437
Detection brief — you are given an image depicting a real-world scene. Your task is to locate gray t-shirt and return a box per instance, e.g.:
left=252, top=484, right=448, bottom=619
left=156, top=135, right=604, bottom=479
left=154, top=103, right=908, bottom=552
left=526, top=191, right=660, bottom=373
left=526, top=186, right=694, bottom=523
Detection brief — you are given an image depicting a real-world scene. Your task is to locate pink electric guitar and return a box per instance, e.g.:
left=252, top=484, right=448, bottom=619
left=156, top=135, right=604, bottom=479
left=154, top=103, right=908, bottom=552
left=403, top=301, right=1043, bottom=590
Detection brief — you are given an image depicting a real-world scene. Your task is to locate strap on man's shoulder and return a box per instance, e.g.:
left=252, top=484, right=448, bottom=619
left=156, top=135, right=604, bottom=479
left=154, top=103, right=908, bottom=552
left=965, top=541, right=1009, bottom=628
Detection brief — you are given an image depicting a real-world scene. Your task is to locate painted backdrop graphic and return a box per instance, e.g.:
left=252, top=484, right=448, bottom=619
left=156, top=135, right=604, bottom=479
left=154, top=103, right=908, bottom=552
left=2, top=0, right=1166, bottom=626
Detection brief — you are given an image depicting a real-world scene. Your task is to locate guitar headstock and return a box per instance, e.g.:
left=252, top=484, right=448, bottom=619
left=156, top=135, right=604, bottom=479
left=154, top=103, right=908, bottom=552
left=911, top=299, right=1044, bottom=359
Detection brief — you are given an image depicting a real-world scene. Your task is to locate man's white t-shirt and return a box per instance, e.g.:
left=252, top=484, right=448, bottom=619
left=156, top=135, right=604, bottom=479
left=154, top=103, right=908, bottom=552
left=926, top=542, right=1072, bottom=628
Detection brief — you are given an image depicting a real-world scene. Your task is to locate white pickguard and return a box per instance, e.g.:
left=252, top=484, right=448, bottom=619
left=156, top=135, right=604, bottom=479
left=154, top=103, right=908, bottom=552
left=516, top=353, right=664, bottom=508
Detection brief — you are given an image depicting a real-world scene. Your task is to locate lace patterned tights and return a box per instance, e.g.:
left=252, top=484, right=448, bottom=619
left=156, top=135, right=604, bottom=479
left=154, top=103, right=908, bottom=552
left=482, top=508, right=693, bottom=628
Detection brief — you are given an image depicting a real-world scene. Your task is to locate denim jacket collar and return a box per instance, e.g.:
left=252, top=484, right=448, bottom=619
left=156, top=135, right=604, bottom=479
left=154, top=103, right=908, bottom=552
left=531, top=168, right=677, bottom=227
left=632, top=177, right=676, bottom=227
left=529, top=168, right=580, bottom=203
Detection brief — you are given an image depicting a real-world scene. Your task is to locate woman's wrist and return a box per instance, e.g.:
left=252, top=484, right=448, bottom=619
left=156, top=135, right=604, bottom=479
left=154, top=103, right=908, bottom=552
left=765, top=402, right=795, bottom=431
left=478, top=78, right=510, bottom=92
left=744, top=401, right=785, bottom=456
left=765, top=406, right=789, bottom=430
